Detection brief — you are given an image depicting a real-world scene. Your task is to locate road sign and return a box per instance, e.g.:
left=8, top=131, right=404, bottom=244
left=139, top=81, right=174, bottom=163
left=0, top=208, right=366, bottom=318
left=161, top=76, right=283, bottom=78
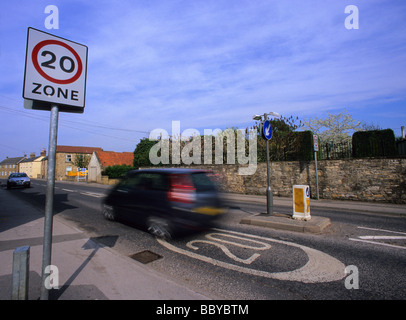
left=23, top=27, right=88, bottom=113
left=313, top=135, right=319, bottom=151
left=262, top=120, right=273, bottom=140
left=22, top=28, right=88, bottom=299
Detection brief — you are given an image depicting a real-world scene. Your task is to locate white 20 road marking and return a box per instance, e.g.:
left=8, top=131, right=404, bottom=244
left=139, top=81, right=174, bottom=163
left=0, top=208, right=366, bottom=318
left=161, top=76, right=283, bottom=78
left=187, top=233, right=271, bottom=265
left=157, top=228, right=345, bottom=283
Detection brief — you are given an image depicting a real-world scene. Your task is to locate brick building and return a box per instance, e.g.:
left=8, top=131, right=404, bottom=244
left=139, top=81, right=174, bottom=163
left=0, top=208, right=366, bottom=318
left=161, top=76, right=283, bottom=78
left=0, top=156, right=26, bottom=178
left=55, top=145, right=103, bottom=180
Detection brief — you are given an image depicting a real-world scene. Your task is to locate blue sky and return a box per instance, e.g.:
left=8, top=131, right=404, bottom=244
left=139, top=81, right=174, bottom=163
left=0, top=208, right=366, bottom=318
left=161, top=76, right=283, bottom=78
left=1, top=0, right=405, bottom=161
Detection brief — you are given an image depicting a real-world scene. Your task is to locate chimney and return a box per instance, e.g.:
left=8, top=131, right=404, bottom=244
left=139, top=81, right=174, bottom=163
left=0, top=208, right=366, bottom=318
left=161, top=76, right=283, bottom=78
left=30, top=152, right=36, bottom=158
left=41, top=148, right=47, bottom=156
left=402, top=126, right=405, bottom=139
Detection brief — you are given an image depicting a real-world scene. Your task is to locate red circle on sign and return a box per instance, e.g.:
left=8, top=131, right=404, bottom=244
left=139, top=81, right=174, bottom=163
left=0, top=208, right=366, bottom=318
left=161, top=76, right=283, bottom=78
left=31, top=39, right=83, bottom=85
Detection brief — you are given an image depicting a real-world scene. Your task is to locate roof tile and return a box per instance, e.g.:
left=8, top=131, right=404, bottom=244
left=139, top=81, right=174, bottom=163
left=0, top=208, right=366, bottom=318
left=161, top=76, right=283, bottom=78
left=95, top=151, right=133, bottom=167
left=56, top=145, right=103, bottom=154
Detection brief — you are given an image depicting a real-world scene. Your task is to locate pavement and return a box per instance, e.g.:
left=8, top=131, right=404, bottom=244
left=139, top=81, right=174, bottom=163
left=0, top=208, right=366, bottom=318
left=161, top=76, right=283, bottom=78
left=0, top=185, right=211, bottom=300
left=1, top=180, right=405, bottom=300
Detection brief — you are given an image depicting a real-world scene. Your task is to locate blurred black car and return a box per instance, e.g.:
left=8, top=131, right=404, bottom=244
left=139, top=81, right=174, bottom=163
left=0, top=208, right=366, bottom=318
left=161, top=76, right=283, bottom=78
left=7, top=172, right=31, bottom=189
left=102, top=168, right=226, bottom=239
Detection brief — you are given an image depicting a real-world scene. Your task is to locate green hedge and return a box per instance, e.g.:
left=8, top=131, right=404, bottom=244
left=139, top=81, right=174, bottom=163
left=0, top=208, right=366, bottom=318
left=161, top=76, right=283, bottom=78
left=102, top=165, right=135, bottom=179
left=352, top=129, right=397, bottom=158
left=294, top=130, right=314, bottom=161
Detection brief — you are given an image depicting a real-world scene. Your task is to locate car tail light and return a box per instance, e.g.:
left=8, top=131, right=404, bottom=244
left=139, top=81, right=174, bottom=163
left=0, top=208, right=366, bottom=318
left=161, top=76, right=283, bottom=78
left=168, top=174, right=196, bottom=204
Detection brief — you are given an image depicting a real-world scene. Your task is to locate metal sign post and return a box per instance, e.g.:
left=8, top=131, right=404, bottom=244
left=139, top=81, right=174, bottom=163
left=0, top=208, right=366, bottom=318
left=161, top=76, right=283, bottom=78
left=23, top=27, right=87, bottom=300
left=40, top=104, right=59, bottom=300
left=313, top=135, right=319, bottom=200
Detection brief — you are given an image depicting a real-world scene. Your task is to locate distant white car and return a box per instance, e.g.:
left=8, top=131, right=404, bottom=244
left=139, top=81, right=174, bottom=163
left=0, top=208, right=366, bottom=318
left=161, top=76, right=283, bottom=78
left=7, top=173, right=31, bottom=189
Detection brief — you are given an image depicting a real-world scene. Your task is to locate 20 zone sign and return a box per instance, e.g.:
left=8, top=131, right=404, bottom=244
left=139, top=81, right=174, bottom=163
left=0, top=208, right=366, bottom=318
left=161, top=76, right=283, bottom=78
left=23, top=27, right=88, bottom=113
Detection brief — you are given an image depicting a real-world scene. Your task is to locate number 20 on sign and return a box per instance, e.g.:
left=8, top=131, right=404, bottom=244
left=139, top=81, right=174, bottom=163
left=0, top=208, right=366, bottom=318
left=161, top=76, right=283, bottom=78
left=23, top=27, right=88, bottom=113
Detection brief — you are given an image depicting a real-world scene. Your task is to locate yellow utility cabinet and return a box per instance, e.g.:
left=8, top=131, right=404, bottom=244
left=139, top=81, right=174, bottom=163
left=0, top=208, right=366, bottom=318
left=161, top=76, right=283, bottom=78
left=292, top=185, right=311, bottom=221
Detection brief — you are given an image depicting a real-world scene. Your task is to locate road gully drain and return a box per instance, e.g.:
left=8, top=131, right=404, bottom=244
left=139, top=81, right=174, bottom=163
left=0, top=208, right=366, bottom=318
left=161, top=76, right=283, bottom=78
left=129, top=250, right=162, bottom=264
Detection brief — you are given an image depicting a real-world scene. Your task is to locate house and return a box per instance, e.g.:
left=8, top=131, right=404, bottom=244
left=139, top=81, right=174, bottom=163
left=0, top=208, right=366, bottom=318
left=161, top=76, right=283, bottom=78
left=19, top=149, right=47, bottom=179
left=19, top=153, right=38, bottom=178
left=40, top=155, right=48, bottom=179
left=19, top=153, right=42, bottom=179
left=55, top=145, right=103, bottom=180
left=88, top=150, right=134, bottom=183
left=0, top=156, right=26, bottom=178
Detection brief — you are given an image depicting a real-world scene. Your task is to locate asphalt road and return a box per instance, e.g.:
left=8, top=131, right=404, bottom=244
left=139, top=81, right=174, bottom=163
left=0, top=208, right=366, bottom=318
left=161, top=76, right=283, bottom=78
left=2, top=179, right=406, bottom=299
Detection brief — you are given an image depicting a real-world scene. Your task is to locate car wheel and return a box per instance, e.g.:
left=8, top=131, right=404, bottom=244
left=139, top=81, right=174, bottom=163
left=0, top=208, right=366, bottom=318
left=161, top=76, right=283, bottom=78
left=147, top=217, right=172, bottom=240
left=103, top=204, right=117, bottom=221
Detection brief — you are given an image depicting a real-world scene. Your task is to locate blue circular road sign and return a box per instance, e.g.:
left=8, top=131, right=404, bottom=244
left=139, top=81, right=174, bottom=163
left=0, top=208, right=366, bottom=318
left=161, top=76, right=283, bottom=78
left=263, top=120, right=273, bottom=140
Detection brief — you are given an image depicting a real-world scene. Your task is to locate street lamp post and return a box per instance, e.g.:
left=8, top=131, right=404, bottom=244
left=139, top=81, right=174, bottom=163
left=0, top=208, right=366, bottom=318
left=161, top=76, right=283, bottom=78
left=264, top=113, right=272, bottom=215
left=253, top=112, right=280, bottom=216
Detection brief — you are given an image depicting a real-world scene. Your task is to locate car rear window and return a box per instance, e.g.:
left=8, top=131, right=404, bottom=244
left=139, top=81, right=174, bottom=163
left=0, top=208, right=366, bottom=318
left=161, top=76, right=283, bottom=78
left=190, top=172, right=217, bottom=192
left=122, top=172, right=168, bottom=191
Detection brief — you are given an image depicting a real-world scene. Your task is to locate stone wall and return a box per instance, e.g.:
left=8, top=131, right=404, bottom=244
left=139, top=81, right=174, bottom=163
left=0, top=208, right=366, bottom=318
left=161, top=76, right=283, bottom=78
left=101, top=175, right=120, bottom=185
left=169, top=158, right=406, bottom=204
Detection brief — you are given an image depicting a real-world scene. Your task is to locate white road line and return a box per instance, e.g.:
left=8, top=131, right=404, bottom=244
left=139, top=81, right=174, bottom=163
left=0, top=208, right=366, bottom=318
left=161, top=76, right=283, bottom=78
left=357, top=226, right=406, bottom=236
left=351, top=226, right=406, bottom=250
left=62, top=189, right=75, bottom=192
left=359, top=236, right=406, bottom=240
left=80, top=192, right=105, bottom=198
left=349, top=238, right=406, bottom=250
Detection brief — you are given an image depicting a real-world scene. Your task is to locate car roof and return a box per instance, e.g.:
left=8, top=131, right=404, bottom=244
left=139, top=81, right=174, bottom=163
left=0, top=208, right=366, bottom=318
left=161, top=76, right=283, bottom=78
left=128, top=168, right=208, bottom=175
